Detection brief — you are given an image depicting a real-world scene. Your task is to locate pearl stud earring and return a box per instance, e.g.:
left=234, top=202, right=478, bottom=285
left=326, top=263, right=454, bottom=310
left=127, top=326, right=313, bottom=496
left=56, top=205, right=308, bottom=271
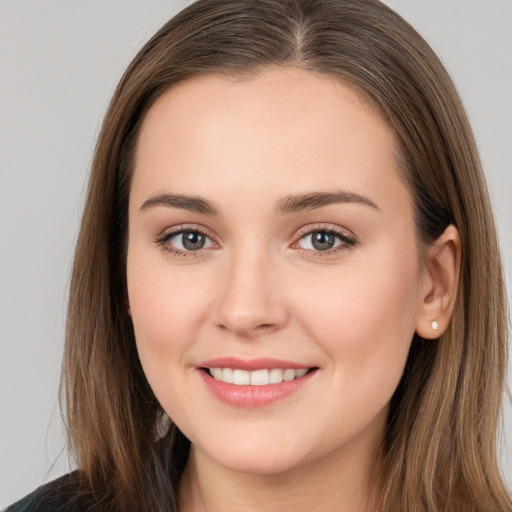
left=432, top=320, right=439, bottom=330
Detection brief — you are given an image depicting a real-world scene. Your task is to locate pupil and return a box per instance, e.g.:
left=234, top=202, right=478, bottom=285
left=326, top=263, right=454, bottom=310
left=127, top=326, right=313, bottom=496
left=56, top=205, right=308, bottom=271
left=183, top=231, right=205, bottom=250
left=312, top=231, right=335, bottom=251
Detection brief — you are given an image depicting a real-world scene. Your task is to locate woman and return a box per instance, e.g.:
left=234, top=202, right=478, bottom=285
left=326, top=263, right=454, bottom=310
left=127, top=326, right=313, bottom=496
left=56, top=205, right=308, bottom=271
left=7, top=0, right=510, bottom=510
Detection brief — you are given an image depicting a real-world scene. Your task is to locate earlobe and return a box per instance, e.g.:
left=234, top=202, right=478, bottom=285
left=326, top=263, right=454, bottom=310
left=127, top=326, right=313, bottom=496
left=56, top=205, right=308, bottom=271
left=125, top=298, right=131, bottom=316
left=415, top=224, right=461, bottom=339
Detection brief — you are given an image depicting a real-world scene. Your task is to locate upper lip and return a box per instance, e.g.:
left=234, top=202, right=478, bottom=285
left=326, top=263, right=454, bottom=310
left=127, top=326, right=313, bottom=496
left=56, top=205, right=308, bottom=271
left=198, top=357, right=314, bottom=371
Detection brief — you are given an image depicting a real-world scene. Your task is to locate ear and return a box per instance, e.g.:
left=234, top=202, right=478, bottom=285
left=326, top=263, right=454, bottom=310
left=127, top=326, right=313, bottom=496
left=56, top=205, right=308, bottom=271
left=125, top=298, right=131, bottom=316
left=415, top=224, right=461, bottom=339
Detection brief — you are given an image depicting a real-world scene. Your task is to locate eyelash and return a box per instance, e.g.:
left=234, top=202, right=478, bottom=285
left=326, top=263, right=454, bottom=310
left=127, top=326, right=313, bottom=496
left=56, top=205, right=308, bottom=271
left=154, top=224, right=357, bottom=258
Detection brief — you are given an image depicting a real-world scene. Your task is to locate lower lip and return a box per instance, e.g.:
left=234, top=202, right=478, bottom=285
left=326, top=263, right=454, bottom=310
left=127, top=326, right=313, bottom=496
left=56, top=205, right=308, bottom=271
left=199, top=369, right=316, bottom=408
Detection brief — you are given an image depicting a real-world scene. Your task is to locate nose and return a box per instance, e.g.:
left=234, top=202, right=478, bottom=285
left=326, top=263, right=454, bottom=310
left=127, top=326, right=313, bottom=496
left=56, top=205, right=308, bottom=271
left=212, top=249, right=289, bottom=338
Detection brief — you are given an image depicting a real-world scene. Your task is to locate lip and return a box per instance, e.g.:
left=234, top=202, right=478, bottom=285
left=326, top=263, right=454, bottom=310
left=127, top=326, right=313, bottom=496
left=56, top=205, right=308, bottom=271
left=198, top=356, right=311, bottom=371
left=197, top=357, right=318, bottom=408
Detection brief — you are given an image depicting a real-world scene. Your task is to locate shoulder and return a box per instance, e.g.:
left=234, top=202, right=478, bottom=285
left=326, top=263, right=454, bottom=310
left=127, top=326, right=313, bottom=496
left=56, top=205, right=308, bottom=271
left=5, top=472, right=98, bottom=512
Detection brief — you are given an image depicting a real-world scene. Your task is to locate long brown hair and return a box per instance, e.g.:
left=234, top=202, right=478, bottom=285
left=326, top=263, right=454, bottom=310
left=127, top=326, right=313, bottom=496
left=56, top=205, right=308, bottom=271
left=62, top=0, right=511, bottom=510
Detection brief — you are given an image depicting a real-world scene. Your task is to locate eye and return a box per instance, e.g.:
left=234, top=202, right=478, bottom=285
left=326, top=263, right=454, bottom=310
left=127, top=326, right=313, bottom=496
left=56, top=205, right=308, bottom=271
left=156, top=225, right=355, bottom=257
left=156, top=228, right=216, bottom=256
left=295, top=227, right=357, bottom=254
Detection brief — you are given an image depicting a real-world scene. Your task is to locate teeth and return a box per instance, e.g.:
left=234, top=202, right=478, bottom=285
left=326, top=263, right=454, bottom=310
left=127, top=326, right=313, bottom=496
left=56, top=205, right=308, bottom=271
left=222, top=367, right=234, bottom=384
left=208, top=367, right=310, bottom=385
left=283, top=369, right=295, bottom=381
left=250, top=369, right=269, bottom=386
left=269, top=368, right=284, bottom=384
left=233, top=369, right=250, bottom=385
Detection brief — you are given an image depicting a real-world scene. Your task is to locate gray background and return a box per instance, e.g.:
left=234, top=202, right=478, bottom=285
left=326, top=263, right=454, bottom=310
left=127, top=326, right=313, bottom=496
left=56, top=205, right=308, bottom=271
left=1, top=0, right=511, bottom=507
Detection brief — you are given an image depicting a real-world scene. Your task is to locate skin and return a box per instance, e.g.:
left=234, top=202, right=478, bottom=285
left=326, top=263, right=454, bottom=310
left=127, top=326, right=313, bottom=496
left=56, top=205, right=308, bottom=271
left=126, top=67, right=460, bottom=511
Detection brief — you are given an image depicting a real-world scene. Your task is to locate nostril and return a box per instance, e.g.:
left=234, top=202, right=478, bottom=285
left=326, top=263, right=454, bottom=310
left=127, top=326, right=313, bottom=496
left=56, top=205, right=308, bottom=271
left=255, top=323, right=276, bottom=331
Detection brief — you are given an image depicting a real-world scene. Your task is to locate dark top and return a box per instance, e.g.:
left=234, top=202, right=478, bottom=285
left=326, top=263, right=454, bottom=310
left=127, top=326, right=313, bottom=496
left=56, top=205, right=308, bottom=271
left=5, top=472, right=98, bottom=512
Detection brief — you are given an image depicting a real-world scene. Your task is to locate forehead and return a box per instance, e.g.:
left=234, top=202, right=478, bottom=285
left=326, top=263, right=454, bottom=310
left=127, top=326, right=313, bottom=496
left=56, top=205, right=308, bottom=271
left=131, top=67, right=411, bottom=217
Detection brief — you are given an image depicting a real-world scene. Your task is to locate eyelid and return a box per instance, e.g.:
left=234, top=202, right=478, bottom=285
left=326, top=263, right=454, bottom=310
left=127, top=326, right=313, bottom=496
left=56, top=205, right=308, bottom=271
left=156, top=223, right=218, bottom=241
left=294, top=223, right=354, bottom=240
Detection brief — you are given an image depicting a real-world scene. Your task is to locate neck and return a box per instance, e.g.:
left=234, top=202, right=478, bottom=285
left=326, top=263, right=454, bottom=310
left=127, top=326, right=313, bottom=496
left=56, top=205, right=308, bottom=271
left=177, top=422, right=384, bottom=512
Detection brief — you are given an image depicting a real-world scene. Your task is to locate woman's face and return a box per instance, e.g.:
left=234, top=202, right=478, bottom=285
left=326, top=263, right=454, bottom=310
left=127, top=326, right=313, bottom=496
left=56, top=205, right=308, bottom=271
left=127, top=67, right=428, bottom=475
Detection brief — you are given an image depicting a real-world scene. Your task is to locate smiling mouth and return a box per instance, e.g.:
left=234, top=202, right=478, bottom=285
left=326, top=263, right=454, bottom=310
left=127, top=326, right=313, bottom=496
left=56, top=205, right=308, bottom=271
left=203, top=367, right=315, bottom=386
left=199, top=363, right=318, bottom=407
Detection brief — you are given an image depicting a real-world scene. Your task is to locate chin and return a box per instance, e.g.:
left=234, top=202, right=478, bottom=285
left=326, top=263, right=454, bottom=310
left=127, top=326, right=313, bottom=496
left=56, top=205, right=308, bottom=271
left=190, top=431, right=312, bottom=476
left=211, top=448, right=306, bottom=476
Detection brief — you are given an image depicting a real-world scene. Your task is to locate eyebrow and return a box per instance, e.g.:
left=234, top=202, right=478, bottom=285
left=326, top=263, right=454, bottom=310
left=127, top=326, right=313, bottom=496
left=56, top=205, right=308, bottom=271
left=139, top=190, right=380, bottom=215
left=140, top=194, right=220, bottom=215
left=275, top=191, right=380, bottom=214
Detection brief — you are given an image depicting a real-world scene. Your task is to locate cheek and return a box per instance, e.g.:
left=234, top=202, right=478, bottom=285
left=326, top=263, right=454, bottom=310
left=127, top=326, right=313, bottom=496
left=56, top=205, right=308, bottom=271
left=126, top=253, right=211, bottom=379
left=296, top=248, right=420, bottom=394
